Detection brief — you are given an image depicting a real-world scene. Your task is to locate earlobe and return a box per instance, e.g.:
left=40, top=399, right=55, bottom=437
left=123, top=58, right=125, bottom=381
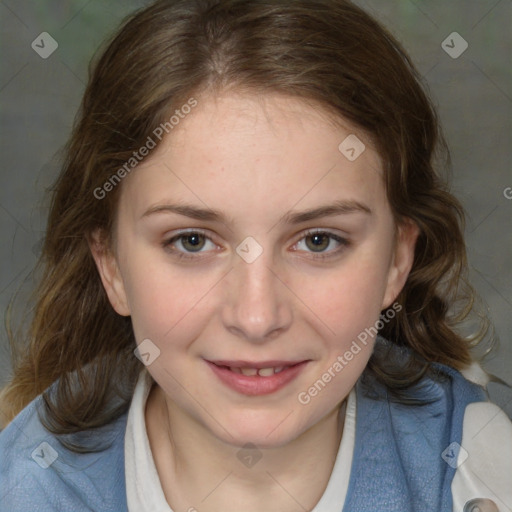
left=381, top=219, right=419, bottom=309
left=88, top=230, right=131, bottom=316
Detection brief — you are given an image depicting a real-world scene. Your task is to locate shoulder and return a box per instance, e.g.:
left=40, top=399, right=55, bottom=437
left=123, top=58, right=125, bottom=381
left=0, top=392, right=129, bottom=512
left=452, top=400, right=512, bottom=511
left=350, top=343, right=511, bottom=510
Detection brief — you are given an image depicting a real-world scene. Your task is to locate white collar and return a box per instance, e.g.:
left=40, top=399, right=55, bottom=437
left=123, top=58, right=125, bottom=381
left=124, top=370, right=356, bottom=511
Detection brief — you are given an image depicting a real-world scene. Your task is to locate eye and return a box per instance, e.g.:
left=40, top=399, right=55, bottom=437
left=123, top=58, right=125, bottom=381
left=162, top=229, right=218, bottom=260
left=162, top=228, right=349, bottom=262
left=292, top=229, right=349, bottom=260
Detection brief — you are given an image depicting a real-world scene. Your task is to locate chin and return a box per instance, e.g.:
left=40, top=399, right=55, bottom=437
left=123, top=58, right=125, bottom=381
left=213, top=410, right=307, bottom=450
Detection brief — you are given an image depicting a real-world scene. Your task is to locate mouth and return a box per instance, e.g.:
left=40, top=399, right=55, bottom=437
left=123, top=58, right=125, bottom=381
left=205, top=359, right=310, bottom=396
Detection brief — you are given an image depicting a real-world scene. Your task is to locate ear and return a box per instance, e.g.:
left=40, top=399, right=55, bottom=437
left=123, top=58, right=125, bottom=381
left=381, top=218, right=419, bottom=309
left=88, top=229, right=131, bottom=316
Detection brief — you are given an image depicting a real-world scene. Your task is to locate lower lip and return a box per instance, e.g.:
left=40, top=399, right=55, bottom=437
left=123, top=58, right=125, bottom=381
left=206, top=361, right=309, bottom=396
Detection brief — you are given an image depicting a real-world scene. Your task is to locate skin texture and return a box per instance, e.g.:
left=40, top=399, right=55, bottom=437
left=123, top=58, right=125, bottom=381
left=90, top=92, right=419, bottom=511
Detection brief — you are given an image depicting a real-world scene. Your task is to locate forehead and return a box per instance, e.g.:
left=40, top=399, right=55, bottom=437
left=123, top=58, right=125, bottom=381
left=118, top=92, right=386, bottom=226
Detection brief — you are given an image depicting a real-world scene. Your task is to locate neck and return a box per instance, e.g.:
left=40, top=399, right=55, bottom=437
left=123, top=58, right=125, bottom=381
left=146, top=383, right=346, bottom=512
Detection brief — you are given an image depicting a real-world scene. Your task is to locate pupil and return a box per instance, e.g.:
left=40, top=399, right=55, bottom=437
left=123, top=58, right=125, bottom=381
left=308, top=234, right=328, bottom=251
left=184, top=233, right=204, bottom=251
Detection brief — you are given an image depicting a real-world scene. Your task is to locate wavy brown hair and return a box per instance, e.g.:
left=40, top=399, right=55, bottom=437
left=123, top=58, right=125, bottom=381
left=1, top=0, right=491, bottom=435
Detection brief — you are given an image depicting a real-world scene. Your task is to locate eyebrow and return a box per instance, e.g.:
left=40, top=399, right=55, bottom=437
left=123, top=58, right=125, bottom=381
left=141, top=199, right=372, bottom=224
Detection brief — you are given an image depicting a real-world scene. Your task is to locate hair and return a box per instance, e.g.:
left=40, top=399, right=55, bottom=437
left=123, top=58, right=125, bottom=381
left=1, top=0, right=492, bottom=437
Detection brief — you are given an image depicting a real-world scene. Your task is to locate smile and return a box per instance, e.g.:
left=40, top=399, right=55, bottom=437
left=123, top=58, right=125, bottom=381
left=205, top=359, right=310, bottom=396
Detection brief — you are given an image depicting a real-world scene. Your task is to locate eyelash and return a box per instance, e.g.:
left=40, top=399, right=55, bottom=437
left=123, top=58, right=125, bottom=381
left=162, top=229, right=350, bottom=262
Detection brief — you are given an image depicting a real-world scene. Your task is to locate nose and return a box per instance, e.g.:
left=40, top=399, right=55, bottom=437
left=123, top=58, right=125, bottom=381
left=221, top=247, right=293, bottom=343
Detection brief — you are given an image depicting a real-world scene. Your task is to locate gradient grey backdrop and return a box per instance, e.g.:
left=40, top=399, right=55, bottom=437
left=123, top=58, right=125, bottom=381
left=1, top=1, right=511, bottom=413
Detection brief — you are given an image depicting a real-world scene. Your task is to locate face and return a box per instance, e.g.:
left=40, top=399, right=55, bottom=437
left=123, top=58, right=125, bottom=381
left=91, top=91, right=418, bottom=448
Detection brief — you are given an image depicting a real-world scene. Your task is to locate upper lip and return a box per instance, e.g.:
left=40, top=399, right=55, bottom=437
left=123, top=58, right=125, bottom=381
left=207, top=359, right=308, bottom=369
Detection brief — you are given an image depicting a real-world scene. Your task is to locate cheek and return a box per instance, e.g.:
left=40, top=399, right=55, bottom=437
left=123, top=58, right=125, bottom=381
left=315, top=255, right=391, bottom=337
left=122, top=251, right=218, bottom=346
left=295, top=263, right=386, bottom=414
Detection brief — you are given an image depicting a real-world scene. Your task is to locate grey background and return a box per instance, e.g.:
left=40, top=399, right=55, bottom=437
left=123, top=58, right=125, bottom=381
left=1, top=1, right=511, bottom=412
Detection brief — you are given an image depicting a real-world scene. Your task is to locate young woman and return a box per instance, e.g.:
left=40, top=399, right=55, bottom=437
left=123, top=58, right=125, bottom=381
left=1, top=1, right=510, bottom=511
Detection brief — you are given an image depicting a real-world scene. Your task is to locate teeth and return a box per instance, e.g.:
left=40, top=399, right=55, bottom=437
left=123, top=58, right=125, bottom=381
left=239, top=367, right=258, bottom=376
left=228, top=365, right=291, bottom=376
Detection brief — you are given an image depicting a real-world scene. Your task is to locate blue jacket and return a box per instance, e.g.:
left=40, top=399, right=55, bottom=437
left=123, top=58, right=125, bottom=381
left=0, top=350, right=486, bottom=511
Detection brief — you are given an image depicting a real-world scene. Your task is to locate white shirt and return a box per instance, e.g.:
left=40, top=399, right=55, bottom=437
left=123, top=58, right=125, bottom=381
left=125, top=369, right=512, bottom=512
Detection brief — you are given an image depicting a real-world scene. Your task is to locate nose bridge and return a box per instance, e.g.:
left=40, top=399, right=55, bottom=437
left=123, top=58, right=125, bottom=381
left=222, top=240, right=292, bottom=341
